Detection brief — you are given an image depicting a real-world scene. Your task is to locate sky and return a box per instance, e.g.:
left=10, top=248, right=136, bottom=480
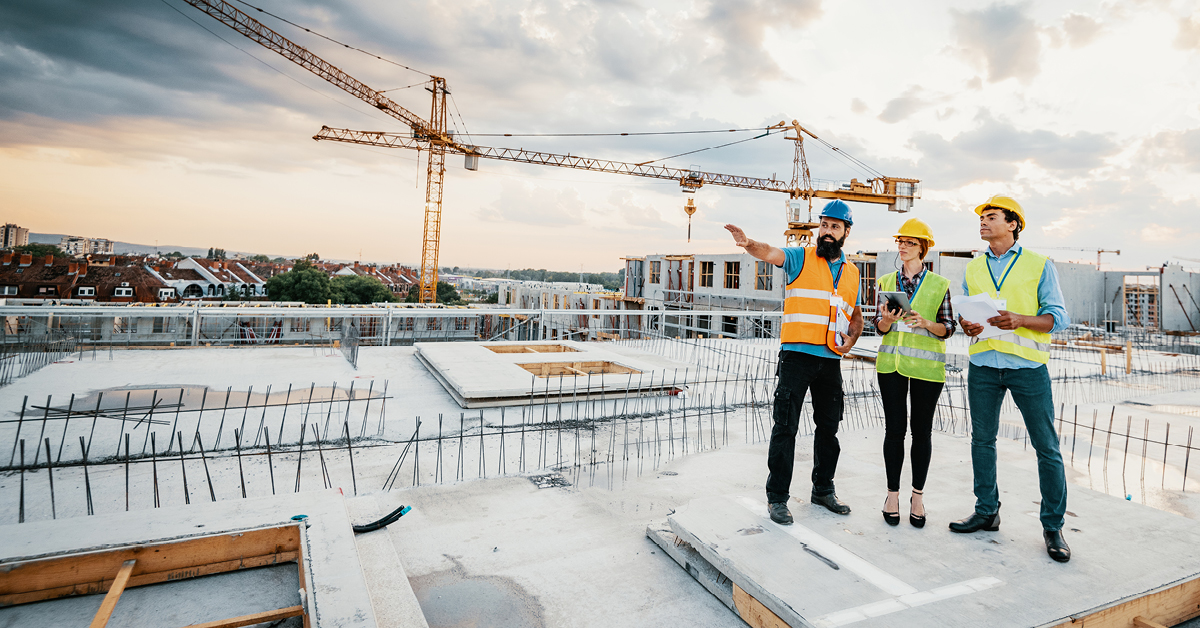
left=1, top=0, right=1199, bottom=272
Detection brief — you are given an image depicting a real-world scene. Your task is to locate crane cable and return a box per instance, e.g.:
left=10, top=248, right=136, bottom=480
left=226, top=0, right=434, bottom=78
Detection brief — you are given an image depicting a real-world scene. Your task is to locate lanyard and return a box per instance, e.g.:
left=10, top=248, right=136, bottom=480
left=830, top=258, right=844, bottom=290
left=988, top=248, right=1022, bottom=293
left=901, top=267, right=925, bottom=297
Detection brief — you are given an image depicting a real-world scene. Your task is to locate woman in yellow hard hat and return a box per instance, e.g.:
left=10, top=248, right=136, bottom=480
left=874, top=218, right=956, bottom=528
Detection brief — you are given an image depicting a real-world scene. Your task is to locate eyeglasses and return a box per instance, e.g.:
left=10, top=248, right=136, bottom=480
left=896, top=239, right=922, bottom=248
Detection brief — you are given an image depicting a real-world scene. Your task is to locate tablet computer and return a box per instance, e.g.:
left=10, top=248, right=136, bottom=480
left=880, top=291, right=912, bottom=314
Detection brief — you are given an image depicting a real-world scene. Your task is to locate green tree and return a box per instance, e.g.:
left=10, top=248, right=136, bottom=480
left=224, top=284, right=248, bottom=301
left=330, top=274, right=398, bottom=304
left=249, top=254, right=271, bottom=262
left=482, top=292, right=499, bottom=304
left=164, top=251, right=185, bottom=259
left=264, top=259, right=332, bottom=304
left=305, top=252, right=320, bottom=261
left=403, top=281, right=464, bottom=305
left=12, top=243, right=67, bottom=259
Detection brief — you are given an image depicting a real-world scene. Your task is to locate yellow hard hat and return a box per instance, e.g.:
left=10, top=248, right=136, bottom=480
left=974, top=195, right=1025, bottom=230
left=894, top=218, right=935, bottom=249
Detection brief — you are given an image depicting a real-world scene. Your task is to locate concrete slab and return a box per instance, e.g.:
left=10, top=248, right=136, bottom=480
left=654, top=436, right=1200, bottom=628
left=346, top=495, right=430, bottom=628
left=0, top=489, right=377, bottom=627
left=415, top=340, right=701, bottom=407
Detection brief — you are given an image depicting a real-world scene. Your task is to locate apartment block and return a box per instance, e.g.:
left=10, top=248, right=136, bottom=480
left=1, top=224, right=29, bottom=249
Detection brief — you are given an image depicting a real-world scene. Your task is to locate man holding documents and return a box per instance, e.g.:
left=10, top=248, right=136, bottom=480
left=725, top=200, right=864, bottom=524
left=949, top=195, right=1072, bottom=564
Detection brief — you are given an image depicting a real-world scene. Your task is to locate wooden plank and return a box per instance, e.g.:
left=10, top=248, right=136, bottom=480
left=732, top=582, right=791, bottom=628
left=179, top=604, right=304, bottom=628
left=0, top=524, right=301, bottom=605
left=1048, top=575, right=1200, bottom=628
left=1, top=551, right=299, bottom=607
left=1133, top=617, right=1170, bottom=628
left=88, top=559, right=135, bottom=628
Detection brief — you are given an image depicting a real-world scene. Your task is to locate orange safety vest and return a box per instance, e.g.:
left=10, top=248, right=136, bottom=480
left=781, top=247, right=860, bottom=354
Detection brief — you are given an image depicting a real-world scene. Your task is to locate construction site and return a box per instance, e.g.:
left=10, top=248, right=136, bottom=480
left=4, top=2, right=1200, bottom=628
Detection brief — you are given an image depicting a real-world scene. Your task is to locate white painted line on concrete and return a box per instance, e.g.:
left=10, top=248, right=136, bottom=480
left=736, top=497, right=918, bottom=596
left=815, top=577, right=1004, bottom=627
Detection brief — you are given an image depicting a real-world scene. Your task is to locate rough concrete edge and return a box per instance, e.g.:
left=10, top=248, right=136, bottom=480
left=414, top=349, right=471, bottom=409
left=345, top=495, right=431, bottom=628
left=645, top=523, right=737, bottom=612
left=1031, top=571, right=1200, bottom=628
left=667, top=514, right=815, bottom=628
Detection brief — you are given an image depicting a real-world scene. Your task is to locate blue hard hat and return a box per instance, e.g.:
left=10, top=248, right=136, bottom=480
left=818, top=200, right=853, bottom=226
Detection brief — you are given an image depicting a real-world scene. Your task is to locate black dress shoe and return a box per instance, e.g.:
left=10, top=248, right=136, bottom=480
left=812, top=493, right=851, bottom=515
left=882, top=494, right=899, bottom=526
left=948, top=511, right=1000, bottom=533
left=768, top=501, right=793, bottom=525
left=909, top=490, right=925, bottom=528
left=1044, top=530, right=1071, bottom=563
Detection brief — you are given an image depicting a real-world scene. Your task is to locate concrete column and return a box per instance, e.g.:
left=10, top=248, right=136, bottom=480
left=191, top=305, right=200, bottom=346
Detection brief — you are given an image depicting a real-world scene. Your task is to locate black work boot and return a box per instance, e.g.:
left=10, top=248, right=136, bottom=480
left=768, top=502, right=794, bottom=525
left=811, top=493, right=851, bottom=515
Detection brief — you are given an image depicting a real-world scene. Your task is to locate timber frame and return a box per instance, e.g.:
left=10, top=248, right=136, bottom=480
left=0, top=522, right=309, bottom=628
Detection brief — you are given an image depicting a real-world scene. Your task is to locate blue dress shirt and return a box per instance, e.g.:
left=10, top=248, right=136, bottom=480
left=961, top=243, right=1069, bottom=369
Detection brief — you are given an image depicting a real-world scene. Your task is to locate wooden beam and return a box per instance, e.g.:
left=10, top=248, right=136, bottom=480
left=0, top=524, right=301, bottom=607
left=180, top=604, right=304, bottom=628
left=1133, top=617, right=1169, bottom=628
left=1047, top=574, right=1200, bottom=628
left=732, top=583, right=790, bottom=628
left=3, top=551, right=299, bottom=607
left=88, top=559, right=135, bottom=628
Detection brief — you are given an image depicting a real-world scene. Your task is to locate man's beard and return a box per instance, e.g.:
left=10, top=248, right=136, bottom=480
left=816, top=234, right=846, bottom=260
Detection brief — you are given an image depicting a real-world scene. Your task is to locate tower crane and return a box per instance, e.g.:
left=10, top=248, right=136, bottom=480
left=181, top=0, right=920, bottom=301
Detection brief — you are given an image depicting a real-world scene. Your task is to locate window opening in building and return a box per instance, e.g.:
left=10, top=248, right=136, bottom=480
left=755, top=261, right=772, bottom=291
left=724, top=262, right=740, bottom=290
left=699, top=261, right=714, bottom=288
left=649, top=260, right=661, bottom=284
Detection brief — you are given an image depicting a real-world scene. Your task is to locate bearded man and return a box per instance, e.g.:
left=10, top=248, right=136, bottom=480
left=724, top=199, right=864, bottom=523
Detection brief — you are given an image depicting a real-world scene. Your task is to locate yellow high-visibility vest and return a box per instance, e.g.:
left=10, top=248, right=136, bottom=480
left=876, top=271, right=949, bottom=383
left=964, top=248, right=1052, bottom=364
left=781, top=247, right=859, bottom=355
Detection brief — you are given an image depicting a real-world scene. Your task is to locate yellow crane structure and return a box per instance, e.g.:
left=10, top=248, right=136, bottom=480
left=181, top=0, right=920, bottom=300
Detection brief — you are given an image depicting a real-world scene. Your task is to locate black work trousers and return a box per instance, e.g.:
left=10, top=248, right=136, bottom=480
left=877, top=370, right=943, bottom=492
left=766, top=351, right=844, bottom=503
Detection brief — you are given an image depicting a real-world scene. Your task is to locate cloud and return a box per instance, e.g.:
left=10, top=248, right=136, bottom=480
left=850, top=98, right=868, bottom=114
left=950, top=3, right=1042, bottom=83
left=909, top=112, right=1120, bottom=187
left=1141, top=223, right=1181, bottom=242
left=1062, top=13, right=1102, bottom=48
left=476, top=180, right=585, bottom=225
left=1140, top=128, right=1200, bottom=172
left=1176, top=15, right=1200, bottom=50
left=878, top=86, right=931, bottom=124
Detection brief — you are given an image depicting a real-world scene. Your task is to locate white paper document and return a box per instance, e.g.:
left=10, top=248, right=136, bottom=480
left=951, top=294, right=1009, bottom=340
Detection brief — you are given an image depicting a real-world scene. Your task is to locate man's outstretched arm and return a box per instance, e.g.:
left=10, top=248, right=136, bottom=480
left=724, top=224, right=785, bottom=266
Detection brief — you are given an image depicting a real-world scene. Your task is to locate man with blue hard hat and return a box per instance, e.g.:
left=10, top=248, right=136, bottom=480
left=725, top=199, right=864, bottom=524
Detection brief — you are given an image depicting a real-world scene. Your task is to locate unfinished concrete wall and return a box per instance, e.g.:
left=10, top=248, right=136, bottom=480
left=1055, top=261, right=1106, bottom=326
left=1162, top=264, right=1200, bottom=332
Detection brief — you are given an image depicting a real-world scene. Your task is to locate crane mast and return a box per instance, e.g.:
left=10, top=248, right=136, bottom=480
left=181, top=0, right=467, bottom=302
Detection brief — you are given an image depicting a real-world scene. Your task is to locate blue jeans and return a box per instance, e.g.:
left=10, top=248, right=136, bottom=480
left=968, top=364, right=1067, bottom=531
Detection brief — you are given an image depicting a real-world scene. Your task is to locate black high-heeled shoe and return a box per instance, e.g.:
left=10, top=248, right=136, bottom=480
left=882, top=492, right=900, bottom=526
left=909, top=490, right=926, bottom=528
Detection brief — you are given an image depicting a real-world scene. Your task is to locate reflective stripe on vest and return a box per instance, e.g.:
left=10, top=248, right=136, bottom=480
left=781, top=247, right=860, bottom=354
left=964, top=249, right=1052, bottom=364
left=875, top=270, right=949, bottom=383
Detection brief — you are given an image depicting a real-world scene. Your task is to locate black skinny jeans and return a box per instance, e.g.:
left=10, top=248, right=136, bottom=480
left=766, top=351, right=844, bottom=503
left=877, top=370, right=943, bottom=492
